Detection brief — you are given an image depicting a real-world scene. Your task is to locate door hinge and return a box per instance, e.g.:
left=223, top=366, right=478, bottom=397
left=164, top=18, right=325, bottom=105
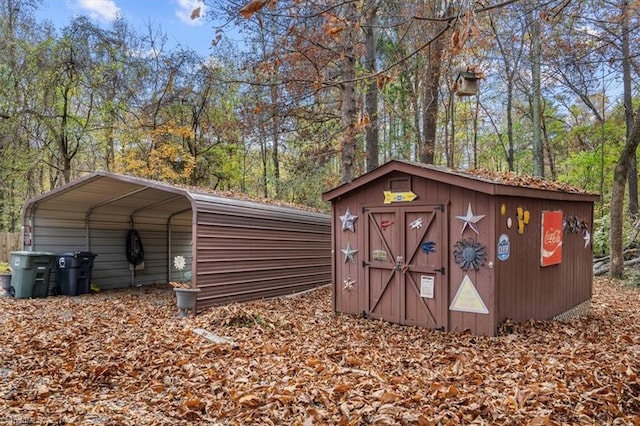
left=436, top=204, right=445, bottom=212
left=435, top=267, right=445, bottom=274
left=362, top=206, right=369, bottom=213
left=362, top=261, right=370, bottom=268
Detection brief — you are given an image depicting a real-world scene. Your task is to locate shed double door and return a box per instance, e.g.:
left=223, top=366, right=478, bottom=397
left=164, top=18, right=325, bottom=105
left=364, top=204, right=447, bottom=329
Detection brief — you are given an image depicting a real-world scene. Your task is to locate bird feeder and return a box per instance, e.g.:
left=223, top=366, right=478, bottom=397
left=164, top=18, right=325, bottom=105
left=455, top=71, right=479, bottom=96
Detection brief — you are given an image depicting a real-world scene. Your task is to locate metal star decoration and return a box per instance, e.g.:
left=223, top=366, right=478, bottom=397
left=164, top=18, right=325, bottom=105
left=340, top=207, right=358, bottom=232
left=341, top=241, right=358, bottom=263
left=456, top=203, right=486, bottom=235
left=343, top=277, right=356, bottom=291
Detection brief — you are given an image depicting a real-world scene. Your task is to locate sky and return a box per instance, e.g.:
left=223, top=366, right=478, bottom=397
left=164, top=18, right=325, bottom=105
left=35, top=0, right=225, bottom=56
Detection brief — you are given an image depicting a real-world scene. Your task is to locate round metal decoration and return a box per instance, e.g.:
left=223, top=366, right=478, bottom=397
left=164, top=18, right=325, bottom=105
left=453, top=239, right=486, bottom=271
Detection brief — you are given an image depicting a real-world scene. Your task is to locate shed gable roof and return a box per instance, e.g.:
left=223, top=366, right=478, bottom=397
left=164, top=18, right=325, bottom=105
left=323, top=160, right=600, bottom=203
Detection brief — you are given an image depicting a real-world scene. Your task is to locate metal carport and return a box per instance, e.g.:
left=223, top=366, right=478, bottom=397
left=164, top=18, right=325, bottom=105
left=21, top=172, right=331, bottom=312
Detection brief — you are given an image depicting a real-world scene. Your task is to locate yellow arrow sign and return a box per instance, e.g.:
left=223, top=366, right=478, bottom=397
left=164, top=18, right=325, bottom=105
left=383, top=191, right=418, bottom=204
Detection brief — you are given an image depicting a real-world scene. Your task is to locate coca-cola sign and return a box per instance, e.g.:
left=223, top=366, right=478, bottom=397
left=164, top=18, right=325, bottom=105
left=541, top=211, right=563, bottom=267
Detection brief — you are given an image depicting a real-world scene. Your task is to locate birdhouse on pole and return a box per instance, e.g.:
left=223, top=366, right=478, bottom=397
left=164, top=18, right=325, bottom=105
left=454, top=69, right=480, bottom=96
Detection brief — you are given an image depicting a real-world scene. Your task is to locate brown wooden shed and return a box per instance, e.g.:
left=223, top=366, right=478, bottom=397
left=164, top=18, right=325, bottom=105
left=323, top=160, right=599, bottom=336
left=20, top=171, right=331, bottom=312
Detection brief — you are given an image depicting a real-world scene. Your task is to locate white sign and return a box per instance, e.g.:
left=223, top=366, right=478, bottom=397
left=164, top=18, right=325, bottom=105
left=420, top=275, right=434, bottom=298
left=449, top=275, right=489, bottom=314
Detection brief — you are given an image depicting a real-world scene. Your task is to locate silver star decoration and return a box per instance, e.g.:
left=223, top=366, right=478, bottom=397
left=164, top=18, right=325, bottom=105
left=341, top=241, right=358, bottom=263
left=343, top=277, right=356, bottom=291
left=340, top=207, right=358, bottom=232
left=456, top=203, right=486, bottom=235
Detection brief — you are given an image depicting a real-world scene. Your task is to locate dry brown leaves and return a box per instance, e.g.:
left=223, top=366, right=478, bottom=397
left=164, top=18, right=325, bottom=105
left=1, top=278, right=639, bottom=425
left=466, top=168, right=598, bottom=195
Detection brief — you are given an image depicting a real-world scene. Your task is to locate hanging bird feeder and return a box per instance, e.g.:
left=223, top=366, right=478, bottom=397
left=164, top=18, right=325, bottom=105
left=454, top=70, right=480, bottom=96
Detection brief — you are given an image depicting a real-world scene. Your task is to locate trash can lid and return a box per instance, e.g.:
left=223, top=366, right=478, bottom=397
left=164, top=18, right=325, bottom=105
left=57, top=251, right=97, bottom=257
left=10, top=251, right=55, bottom=256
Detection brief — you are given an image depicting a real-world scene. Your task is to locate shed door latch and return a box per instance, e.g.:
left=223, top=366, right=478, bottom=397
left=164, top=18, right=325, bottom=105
left=434, top=267, right=445, bottom=274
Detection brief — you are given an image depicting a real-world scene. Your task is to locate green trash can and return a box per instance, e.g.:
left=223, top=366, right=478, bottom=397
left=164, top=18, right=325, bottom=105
left=9, top=251, right=56, bottom=299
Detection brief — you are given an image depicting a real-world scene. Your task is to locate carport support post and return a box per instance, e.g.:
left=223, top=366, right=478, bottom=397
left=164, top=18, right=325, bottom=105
left=167, top=220, right=172, bottom=283
left=167, top=208, right=191, bottom=284
left=129, top=217, right=136, bottom=288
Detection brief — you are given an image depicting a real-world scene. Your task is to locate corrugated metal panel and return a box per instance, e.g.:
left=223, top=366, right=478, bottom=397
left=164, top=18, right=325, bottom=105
left=194, top=206, right=331, bottom=309
left=22, top=171, right=331, bottom=309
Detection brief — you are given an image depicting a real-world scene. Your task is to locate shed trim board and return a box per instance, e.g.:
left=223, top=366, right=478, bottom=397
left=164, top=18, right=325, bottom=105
left=323, top=160, right=599, bottom=336
left=21, top=171, right=331, bottom=312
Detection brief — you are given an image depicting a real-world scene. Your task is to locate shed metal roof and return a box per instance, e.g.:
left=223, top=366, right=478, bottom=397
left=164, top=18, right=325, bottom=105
left=323, top=160, right=601, bottom=203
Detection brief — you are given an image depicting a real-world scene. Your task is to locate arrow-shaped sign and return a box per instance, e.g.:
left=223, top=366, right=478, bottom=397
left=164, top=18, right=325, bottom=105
left=383, top=191, right=417, bottom=204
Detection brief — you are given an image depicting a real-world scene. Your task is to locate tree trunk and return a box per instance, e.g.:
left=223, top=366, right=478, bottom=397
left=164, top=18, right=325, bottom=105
left=506, top=78, right=515, bottom=171
left=528, top=1, right=544, bottom=177
left=270, top=83, right=280, bottom=197
left=340, top=2, right=358, bottom=183
left=364, top=2, right=379, bottom=172
left=621, top=0, right=638, bottom=216
left=420, top=35, right=444, bottom=165
left=611, top=104, right=640, bottom=278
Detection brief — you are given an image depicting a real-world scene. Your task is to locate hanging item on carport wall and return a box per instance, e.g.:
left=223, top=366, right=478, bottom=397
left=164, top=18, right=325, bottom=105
left=340, top=207, right=358, bottom=232
left=126, top=229, right=145, bottom=267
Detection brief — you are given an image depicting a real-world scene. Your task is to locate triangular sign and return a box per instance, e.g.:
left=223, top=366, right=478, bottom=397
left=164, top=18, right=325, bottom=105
left=449, top=274, right=489, bottom=314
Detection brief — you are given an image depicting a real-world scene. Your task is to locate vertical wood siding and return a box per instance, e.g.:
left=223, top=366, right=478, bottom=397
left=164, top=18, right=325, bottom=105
left=447, top=189, right=496, bottom=336
left=495, top=198, right=593, bottom=325
left=326, top=163, right=596, bottom=336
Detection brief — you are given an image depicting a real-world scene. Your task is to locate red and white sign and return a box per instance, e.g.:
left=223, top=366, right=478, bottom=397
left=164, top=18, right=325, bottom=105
left=541, top=210, right=563, bottom=267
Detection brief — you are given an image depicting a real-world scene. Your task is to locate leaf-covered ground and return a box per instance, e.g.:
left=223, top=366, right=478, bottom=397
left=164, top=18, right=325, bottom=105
left=1, top=278, right=639, bottom=425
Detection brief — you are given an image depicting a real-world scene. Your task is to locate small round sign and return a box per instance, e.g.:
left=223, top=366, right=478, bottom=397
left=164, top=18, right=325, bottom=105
left=497, top=234, right=510, bottom=261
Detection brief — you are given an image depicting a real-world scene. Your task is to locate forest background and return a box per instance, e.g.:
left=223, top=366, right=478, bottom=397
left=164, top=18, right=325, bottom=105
left=0, top=0, right=639, bottom=276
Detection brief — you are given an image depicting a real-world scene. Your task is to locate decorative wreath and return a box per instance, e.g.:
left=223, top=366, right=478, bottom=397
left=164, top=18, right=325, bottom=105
left=453, top=239, right=486, bottom=271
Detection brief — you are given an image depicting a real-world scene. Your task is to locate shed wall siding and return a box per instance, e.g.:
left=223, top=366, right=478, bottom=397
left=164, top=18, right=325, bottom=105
left=495, top=198, right=593, bottom=324
left=332, top=171, right=454, bottom=325
left=327, top=164, right=595, bottom=337
left=447, top=188, right=496, bottom=336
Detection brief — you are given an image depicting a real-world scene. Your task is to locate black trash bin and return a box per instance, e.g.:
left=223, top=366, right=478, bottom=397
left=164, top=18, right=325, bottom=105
left=55, top=252, right=97, bottom=296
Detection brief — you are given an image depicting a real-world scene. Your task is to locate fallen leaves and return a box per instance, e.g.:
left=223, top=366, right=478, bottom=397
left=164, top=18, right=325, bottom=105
left=466, top=168, right=598, bottom=194
left=0, top=278, right=639, bottom=424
